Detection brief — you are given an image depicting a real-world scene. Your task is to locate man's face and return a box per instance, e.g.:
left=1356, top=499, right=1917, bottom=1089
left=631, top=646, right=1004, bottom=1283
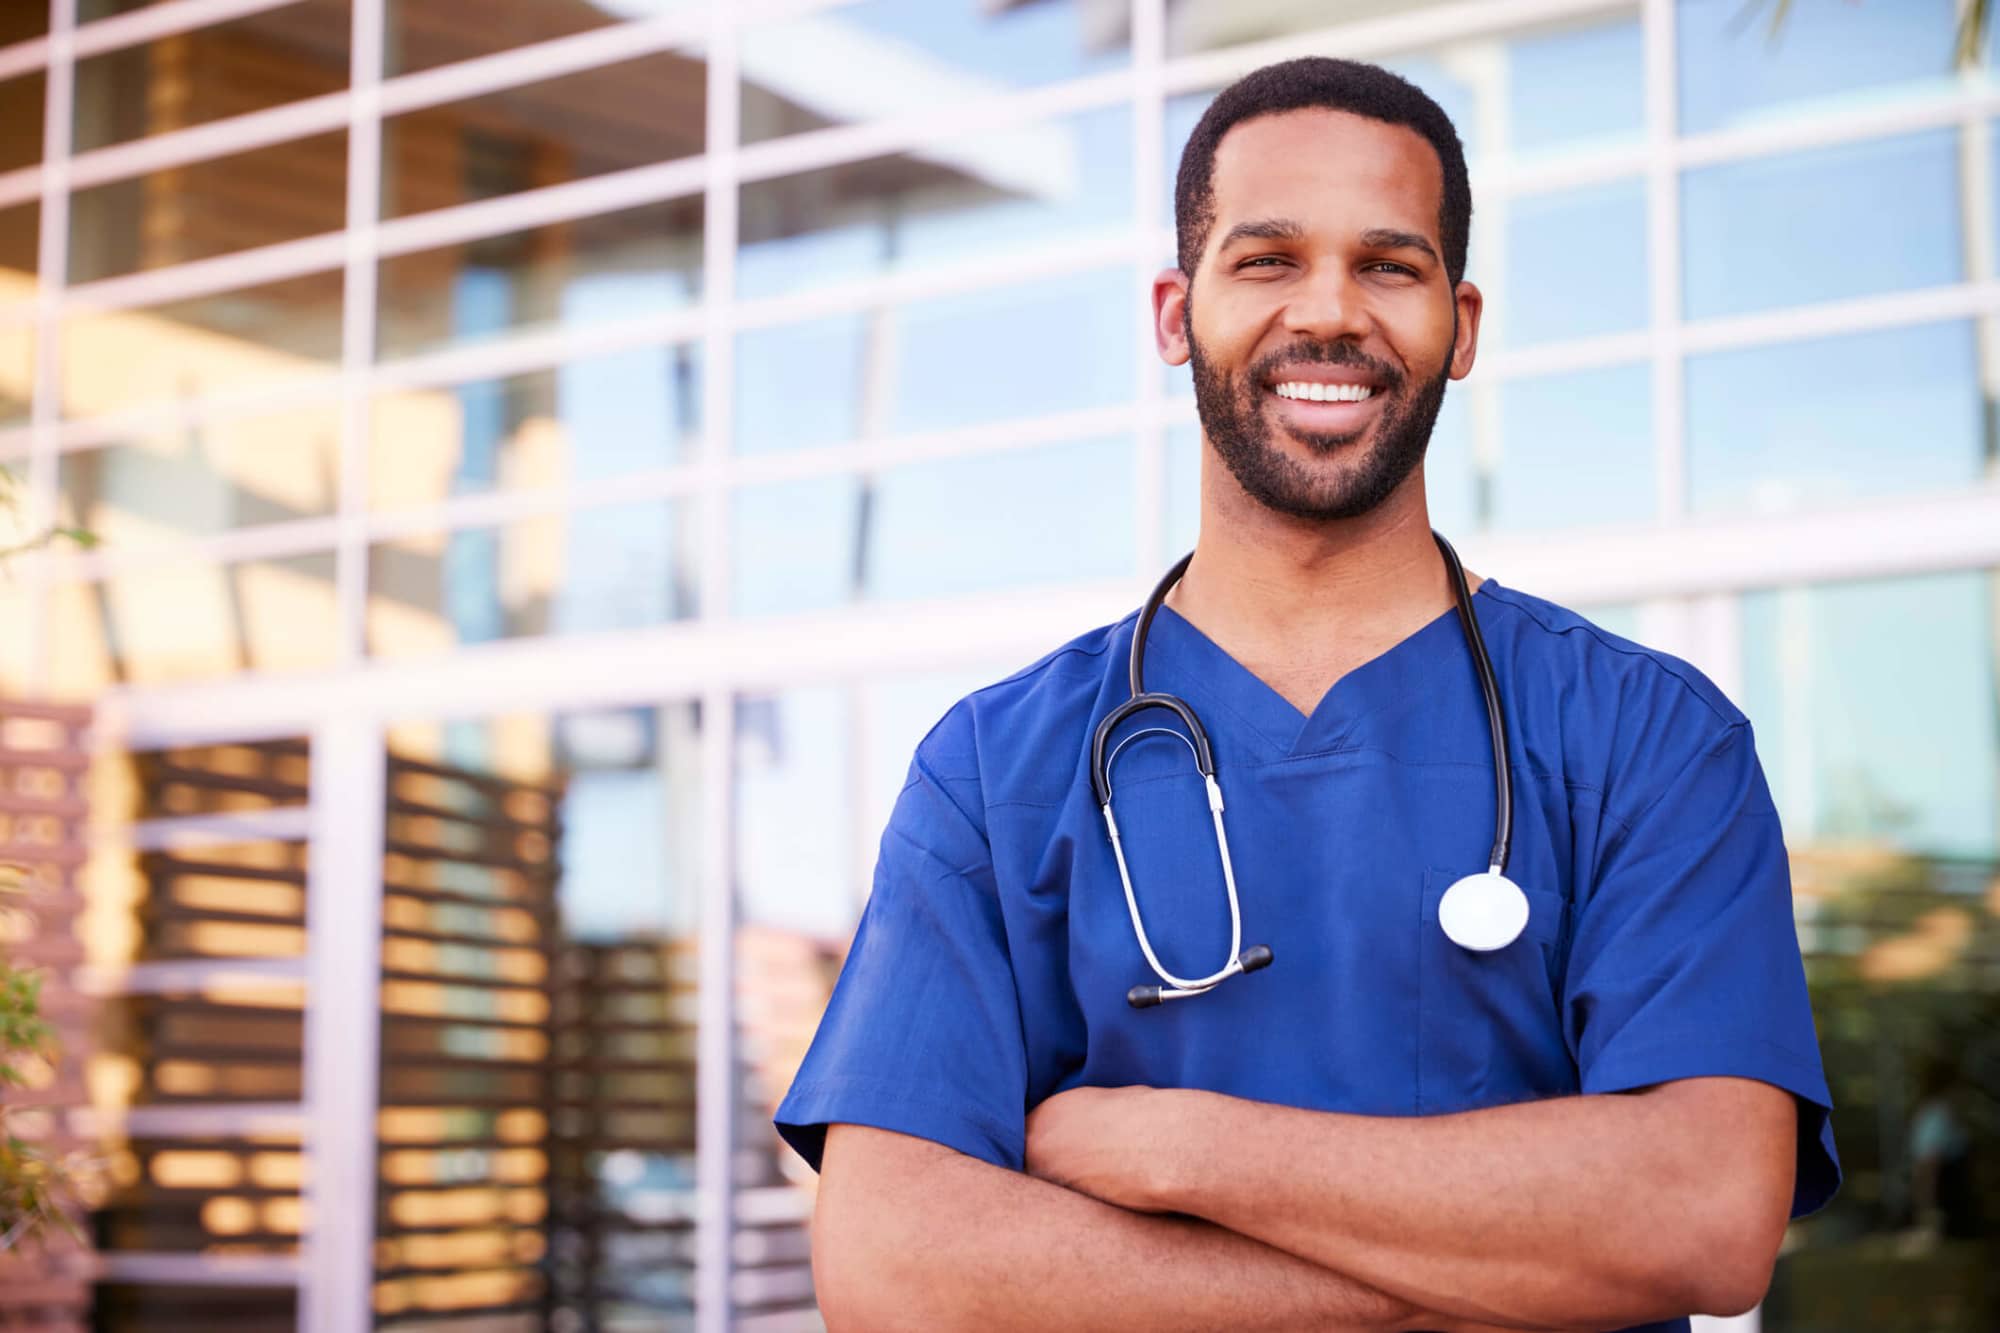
left=1162, top=108, right=1479, bottom=522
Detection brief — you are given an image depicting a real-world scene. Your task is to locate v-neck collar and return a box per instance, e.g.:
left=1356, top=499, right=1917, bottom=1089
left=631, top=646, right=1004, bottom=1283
left=1141, top=578, right=1501, bottom=760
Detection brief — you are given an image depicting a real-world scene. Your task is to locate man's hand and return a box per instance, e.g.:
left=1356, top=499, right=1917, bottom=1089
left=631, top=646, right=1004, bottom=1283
left=1023, top=1084, right=1179, bottom=1212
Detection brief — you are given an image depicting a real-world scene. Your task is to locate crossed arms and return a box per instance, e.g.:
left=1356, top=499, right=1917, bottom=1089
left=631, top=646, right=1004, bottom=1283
left=810, top=1075, right=1797, bottom=1333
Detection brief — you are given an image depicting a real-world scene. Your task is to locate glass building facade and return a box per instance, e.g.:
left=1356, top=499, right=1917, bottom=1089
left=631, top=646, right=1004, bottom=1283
left=0, top=0, right=1996, bottom=1328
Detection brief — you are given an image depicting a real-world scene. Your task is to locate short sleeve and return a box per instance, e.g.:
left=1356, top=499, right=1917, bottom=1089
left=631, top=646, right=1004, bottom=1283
left=773, top=732, right=1027, bottom=1175
left=1565, top=720, right=1842, bottom=1219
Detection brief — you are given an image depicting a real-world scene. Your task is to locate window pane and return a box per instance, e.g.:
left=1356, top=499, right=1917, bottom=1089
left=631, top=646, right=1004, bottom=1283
left=370, top=343, right=701, bottom=511
left=1507, top=16, right=1643, bottom=156
left=1501, top=179, right=1647, bottom=348
left=1422, top=386, right=1478, bottom=536
left=386, top=0, right=681, bottom=75
left=0, top=283, right=29, bottom=429
left=367, top=500, right=698, bottom=658
left=0, top=7, right=47, bottom=41
left=377, top=700, right=704, bottom=1323
left=1677, top=0, right=1957, bottom=136
left=375, top=197, right=702, bottom=362
left=737, top=106, right=1132, bottom=301
left=58, top=402, right=342, bottom=543
left=71, top=0, right=352, bottom=152
left=0, top=71, right=46, bottom=173
left=49, top=551, right=340, bottom=688
left=1686, top=320, right=1981, bottom=516
left=1166, top=422, right=1199, bottom=556
left=736, top=266, right=1133, bottom=455
left=68, top=131, right=349, bottom=283
left=1682, top=129, right=1961, bottom=321
left=1740, top=569, right=2000, bottom=1329
left=1167, top=0, right=1461, bottom=58
left=381, top=51, right=705, bottom=220
left=0, top=199, right=37, bottom=291
left=742, top=0, right=1129, bottom=144
left=732, top=435, right=1135, bottom=617
left=60, top=268, right=343, bottom=419
left=1492, top=363, right=1652, bottom=532
left=1742, top=570, right=1997, bottom=860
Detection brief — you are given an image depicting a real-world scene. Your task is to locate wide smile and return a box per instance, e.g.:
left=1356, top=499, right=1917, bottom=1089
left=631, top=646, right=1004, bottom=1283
left=1264, top=378, right=1387, bottom=431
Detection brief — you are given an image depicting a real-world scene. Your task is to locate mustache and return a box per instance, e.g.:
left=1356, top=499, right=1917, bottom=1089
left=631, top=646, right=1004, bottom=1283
left=1249, top=343, right=1401, bottom=391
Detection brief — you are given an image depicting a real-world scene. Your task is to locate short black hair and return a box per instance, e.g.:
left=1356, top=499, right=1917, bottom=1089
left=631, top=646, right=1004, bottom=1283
left=1174, top=56, right=1473, bottom=287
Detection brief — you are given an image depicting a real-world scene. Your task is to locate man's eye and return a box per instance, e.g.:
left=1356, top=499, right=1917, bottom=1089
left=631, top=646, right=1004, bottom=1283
left=1368, top=262, right=1417, bottom=276
left=1238, top=256, right=1284, bottom=268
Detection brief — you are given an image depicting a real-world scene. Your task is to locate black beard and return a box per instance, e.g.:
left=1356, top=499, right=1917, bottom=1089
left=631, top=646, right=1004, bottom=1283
left=1185, top=303, right=1451, bottom=522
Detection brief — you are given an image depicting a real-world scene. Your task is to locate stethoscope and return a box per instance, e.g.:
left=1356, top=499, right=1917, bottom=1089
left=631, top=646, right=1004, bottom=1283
left=1089, top=530, right=1528, bottom=1008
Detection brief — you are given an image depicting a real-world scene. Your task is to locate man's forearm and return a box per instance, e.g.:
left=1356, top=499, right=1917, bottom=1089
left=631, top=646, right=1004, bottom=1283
left=816, top=1125, right=1518, bottom=1333
left=1139, top=1080, right=1793, bottom=1329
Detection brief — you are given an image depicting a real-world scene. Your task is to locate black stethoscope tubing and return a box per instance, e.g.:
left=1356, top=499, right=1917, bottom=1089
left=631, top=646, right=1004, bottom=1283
left=1090, top=530, right=1517, bottom=1006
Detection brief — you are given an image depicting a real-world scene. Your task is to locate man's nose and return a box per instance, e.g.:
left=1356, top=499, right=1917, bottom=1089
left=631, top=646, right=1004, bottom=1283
left=1284, top=266, right=1373, bottom=342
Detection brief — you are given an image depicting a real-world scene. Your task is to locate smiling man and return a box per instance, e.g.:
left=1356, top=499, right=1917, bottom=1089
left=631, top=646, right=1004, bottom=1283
left=775, top=57, right=1839, bottom=1333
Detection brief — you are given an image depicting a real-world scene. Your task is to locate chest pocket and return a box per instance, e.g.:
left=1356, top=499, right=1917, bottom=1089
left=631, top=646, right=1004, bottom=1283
left=1416, top=865, right=1575, bottom=1114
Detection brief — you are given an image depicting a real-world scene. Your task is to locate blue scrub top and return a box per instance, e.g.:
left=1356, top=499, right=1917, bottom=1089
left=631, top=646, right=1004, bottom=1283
left=775, top=576, right=1840, bottom=1332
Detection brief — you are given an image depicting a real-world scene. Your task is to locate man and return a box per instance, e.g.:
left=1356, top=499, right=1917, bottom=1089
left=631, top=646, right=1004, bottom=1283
left=774, top=57, right=1839, bottom=1333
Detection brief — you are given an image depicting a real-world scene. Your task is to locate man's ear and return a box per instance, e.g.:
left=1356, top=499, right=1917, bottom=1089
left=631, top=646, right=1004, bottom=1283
left=1448, top=278, right=1483, bottom=381
left=1153, top=266, right=1191, bottom=366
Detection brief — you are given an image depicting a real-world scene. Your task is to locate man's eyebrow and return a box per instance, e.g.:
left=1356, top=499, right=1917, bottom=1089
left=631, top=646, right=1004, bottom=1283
left=1360, top=228, right=1440, bottom=263
left=1216, top=217, right=1307, bottom=250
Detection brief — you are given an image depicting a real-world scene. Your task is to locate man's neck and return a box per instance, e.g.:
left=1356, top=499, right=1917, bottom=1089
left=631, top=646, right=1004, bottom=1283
left=1160, top=474, right=1479, bottom=699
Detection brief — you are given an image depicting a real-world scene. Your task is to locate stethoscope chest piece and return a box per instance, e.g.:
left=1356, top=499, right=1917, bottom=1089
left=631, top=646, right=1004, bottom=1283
left=1437, top=871, right=1530, bottom=952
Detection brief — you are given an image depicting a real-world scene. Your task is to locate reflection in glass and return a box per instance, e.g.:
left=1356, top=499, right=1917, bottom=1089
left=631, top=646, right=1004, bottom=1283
left=732, top=435, right=1134, bottom=617
left=736, top=267, right=1133, bottom=454
left=1166, top=0, right=1457, bottom=58
left=378, top=701, right=703, bottom=1324
left=1508, top=17, right=1643, bottom=155
left=60, top=268, right=344, bottom=420
left=1743, top=571, right=1997, bottom=860
left=47, top=551, right=340, bottom=690
left=71, top=0, right=352, bottom=153
left=1687, top=320, right=1980, bottom=516
left=58, top=402, right=341, bottom=544
left=0, top=582, right=28, bottom=694
left=381, top=51, right=705, bottom=220
left=0, top=354, right=22, bottom=430
left=371, top=343, right=701, bottom=511
left=1164, top=54, right=1476, bottom=208
left=82, top=737, right=312, bottom=1317
left=1682, top=129, right=1961, bottom=322
left=741, top=0, right=1129, bottom=144
left=738, top=106, right=1132, bottom=301
left=375, top=197, right=703, bottom=362
left=68, top=132, right=350, bottom=284
left=0, top=7, right=47, bottom=41
left=367, top=499, right=698, bottom=658
left=1737, top=569, right=2000, bottom=1331
left=1502, top=180, right=1647, bottom=347
left=733, top=686, right=845, bottom=1319
left=0, top=70, right=45, bottom=173
left=386, top=0, right=685, bottom=75
left=1166, top=422, right=1200, bottom=556
left=1421, top=376, right=1477, bottom=536
left=0, top=213, right=29, bottom=418
left=1491, top=363, right=1651, bottom=532
left=1677, top=0, right=1956, bottom=136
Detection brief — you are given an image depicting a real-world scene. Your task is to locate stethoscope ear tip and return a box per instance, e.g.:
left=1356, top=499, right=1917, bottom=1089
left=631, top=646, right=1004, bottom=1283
left=1127, top=984, right=1165, bottom=1008
left=1240, top=944, right=1274, bottom=972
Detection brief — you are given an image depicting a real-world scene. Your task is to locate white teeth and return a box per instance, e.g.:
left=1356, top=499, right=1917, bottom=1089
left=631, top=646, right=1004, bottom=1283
left=1273, top=381, right=1374, bottom=402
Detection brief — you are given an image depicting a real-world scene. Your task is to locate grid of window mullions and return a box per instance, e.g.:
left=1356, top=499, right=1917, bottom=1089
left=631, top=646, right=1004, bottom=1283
left=6, top=5, right=2000, bottom=1325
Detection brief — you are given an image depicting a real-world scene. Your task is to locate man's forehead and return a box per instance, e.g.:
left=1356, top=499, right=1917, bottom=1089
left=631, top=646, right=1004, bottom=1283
left=1207, top=107, right=1443, bottom=238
